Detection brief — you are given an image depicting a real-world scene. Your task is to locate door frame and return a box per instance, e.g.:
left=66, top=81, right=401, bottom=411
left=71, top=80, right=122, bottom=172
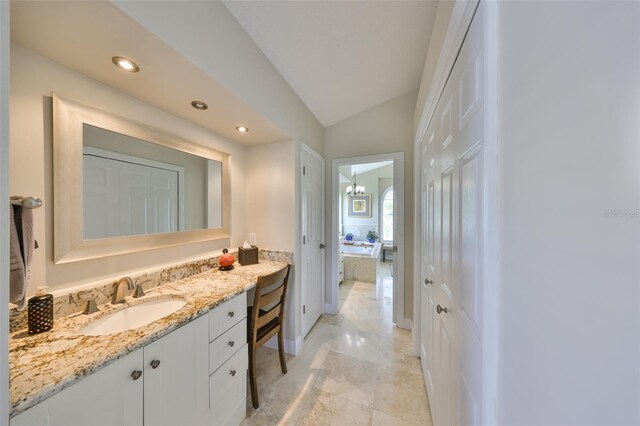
left=412, top=1, right=499, bottom=424
left=299, top=142, right=325, bottom=339
left=329, top=152, right=405, bottom=328
left=1, top=2, right=10, bottom=423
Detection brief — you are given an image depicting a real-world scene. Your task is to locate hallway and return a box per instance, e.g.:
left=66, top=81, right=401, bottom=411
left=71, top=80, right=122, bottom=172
left=243, top=265, right=432, bottom=425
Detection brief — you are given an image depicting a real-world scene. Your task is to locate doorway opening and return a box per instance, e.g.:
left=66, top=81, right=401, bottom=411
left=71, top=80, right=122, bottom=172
left=330, top=153, right=405, bottom=326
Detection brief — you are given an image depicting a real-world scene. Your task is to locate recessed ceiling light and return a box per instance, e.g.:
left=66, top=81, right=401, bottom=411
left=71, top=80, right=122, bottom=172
left=236, top=126, right=249, bottom=133
left=112, top=56, right=139, bottom=73
left=191, top=101, right=209, bottom=111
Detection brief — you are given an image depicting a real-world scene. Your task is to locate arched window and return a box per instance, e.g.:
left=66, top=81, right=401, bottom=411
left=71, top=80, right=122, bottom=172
left=381, top=187, right=393, bottom=242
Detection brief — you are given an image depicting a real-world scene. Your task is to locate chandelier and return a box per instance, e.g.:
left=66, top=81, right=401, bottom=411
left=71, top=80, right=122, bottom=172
left=346, top=173, right=365, bottom=197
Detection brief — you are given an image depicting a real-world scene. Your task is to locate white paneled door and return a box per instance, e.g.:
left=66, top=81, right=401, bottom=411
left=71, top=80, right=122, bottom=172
left=420, top=5, right=484, bottom=425
left=301, top=146, right=325, bottom=337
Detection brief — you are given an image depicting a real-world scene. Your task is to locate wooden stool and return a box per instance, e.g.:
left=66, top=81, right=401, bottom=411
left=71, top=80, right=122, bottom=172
left=247, top=264, right=291, bottom=409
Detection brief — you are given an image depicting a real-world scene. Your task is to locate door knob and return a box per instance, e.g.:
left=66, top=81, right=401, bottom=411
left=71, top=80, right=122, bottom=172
left=424, top=278, right=433, bottom=285
left=230, top=369, right=237, bottom=377
left=319, top=243, right=326, bottom=249
left=150, top=359, right=160, bottom=369
left=131, top=370, right=142, bottom=380
left=436, top=304, right=448, bottom=314
left=228, top=341, right=235, bottom=347
left=228, top=311, right=235, bottom=317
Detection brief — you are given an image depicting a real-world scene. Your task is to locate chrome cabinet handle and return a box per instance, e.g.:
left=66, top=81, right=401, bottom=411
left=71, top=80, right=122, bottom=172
left=436, top=304, right=448, bottom=314
left=424, top=278, right=433, bottom=285
left=131, top=370, right=142, bottom=380
left=150, top=359, right=160, bottom=369
left=230, top=369, right=237, bottom=377
left=228, top=341, right=235, bottom=347
left=228, top=311, right=235, bottom=317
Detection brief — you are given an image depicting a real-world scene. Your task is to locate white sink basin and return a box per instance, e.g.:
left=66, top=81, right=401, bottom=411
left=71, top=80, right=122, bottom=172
left=79, top=298, right=186, bottom=336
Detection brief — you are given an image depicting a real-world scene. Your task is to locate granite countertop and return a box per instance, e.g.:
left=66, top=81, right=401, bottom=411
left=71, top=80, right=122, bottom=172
left=9, top=260, right=287, bottom=418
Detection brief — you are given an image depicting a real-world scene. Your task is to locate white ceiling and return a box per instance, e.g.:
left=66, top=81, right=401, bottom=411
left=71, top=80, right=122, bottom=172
left=10, top=1, right=290, bottom=146
left=224, top=0, right=438, bottom=127
left=339, top=160, right=393, bottom=181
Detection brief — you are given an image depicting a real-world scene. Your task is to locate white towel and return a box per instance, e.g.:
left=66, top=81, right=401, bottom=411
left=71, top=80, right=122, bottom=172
left=10, top=198, right=34, bottom=310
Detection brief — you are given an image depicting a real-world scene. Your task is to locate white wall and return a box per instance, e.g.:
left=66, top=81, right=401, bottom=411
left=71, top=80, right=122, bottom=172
left=340, top=164, right=393, bottom=241
left=245, top=140, right=299, bottom=343
left=113, top=0, right=325, bottom=156
left=245, top=140, right=296, bottom=252
left=497, top=2, right=640, bottom=424
left=325, top=91, right=416, bottom=317
left=414, top=0, right=455, bottom=131
left=10, top=45, right=248, bottom=293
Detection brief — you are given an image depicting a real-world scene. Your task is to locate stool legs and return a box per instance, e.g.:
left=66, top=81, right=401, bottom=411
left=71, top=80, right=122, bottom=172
left=277, top=331, right=288, bottom=374
left=249, top=343, right=259, bottom=409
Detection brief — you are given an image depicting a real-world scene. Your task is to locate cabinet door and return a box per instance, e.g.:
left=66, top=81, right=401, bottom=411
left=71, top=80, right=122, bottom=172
left=11, top=349, right=143, bottom=426
left=210, top=345, right=248, bottom=426
left=143, top=315, right=209, bottom=426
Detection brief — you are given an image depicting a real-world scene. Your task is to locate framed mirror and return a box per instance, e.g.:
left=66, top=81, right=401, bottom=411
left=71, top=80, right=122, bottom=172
left=53, top=94, right=231, bottom=264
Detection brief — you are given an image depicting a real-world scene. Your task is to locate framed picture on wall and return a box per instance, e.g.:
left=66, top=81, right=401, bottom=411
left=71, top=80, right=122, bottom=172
left=348, top=194, right=372, bottom=217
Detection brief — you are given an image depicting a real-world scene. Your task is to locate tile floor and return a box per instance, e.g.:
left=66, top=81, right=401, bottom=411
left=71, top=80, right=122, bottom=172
left=242, top=261, right=432, bottom=426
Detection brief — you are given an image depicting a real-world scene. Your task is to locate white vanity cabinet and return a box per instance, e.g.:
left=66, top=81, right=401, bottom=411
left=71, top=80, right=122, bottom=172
left=11, top=348, right=144, bottom=426
left=206, top=293, right=249, bottom=425
left=143, top=314, right=209, bottom=426
left=11, top=294, right=248, bottom=426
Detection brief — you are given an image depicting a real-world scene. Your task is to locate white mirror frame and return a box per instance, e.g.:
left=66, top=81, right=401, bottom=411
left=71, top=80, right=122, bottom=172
left=53, top=94, right=231, bottom=264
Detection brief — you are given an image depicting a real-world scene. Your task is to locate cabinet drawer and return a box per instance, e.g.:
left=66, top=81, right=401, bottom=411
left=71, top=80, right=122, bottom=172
left=210, top=345, right=247, bottom=426
left=209, top=318, right=246, bottom=374
left=209, top=295, right=246, bottom=341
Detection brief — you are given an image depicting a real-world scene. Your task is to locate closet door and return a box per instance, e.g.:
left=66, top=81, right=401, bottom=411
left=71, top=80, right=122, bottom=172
left=452, top=9, right=484, bottom=425
left=435, top=67, right=458, bottom=426
left=420, top=125, right=439, bottom=409
left=419, top=3, right=485, bottom=425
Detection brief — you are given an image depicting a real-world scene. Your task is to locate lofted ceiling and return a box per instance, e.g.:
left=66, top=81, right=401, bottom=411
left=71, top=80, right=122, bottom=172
left=224, top=0, right=438, bottom=127
left=339, top=160, right=393, bottom=181
left=10, top=1, right=290, bottom=146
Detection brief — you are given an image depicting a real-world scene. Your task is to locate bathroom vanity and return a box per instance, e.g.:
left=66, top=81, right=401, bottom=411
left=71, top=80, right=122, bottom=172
left=9, top=260, right=287, bottom=425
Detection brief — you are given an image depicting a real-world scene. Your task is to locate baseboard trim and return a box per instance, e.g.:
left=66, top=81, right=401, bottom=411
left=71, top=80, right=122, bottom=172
left=397, top=318, right=412, bottom=331
left=264, top=334, right=303, bottom=356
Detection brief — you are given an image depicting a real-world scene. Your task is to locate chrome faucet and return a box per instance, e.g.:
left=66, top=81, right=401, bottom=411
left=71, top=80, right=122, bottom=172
left=112, top=277, right=134, bottom=304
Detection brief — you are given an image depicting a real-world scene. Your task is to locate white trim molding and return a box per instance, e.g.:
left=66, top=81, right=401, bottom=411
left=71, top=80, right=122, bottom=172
left=399, top=318, right=413, bottom=331
left=0, top=2, right=10, bottom=423
left=264, top=335, right=303, bottom=356
left=481, top=2, right=500, bottom=424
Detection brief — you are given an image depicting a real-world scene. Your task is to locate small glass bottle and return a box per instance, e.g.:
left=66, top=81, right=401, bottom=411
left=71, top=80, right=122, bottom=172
left=28, top=286, right=54, bottom=334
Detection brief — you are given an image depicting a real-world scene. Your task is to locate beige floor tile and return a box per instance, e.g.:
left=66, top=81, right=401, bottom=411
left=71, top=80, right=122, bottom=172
left=291, top=389, right=373, bottom=426
left=243, top=262, right=432, bottom=426
left=371, top=410, right=420, bottom=426
left=244, top=375, right=317, bottom=426
left=372, top=367, right=432, bottom=424
left=313, top=351, right=379, bottom=407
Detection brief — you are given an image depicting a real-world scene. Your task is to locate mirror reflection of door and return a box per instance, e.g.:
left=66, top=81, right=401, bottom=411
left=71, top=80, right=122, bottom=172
left=82, top=124, right=223, bottom=240
left=83, top=147, right=182, bottom=240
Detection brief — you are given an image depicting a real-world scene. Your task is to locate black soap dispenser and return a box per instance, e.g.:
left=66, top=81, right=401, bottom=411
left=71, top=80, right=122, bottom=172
left=28, top=286, right=53, bottom=334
